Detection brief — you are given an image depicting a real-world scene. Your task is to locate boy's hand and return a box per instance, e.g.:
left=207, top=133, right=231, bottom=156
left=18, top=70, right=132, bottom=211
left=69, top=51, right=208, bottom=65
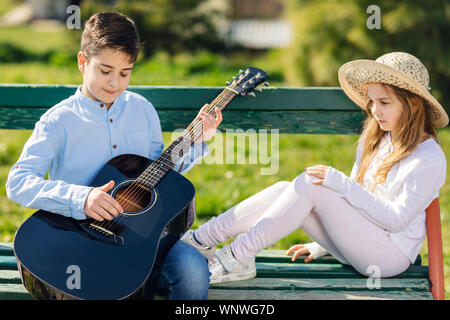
left=196, top=104, right=223, bottom=142
left=305, top=165, right=329, bottom=185
left=84, top=180, right=124, bottom=221
left=285, top=244, right=315, bottom=263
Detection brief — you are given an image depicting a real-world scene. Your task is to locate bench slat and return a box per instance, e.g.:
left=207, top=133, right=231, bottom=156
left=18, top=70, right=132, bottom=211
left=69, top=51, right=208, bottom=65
left=0, top=284, right=33, bottom=300
left=0, top=85, right=364, bottom=133
left=257, top=250, right=422, bottom=266
left=0, top=85, right=359, bottom=111
left=160, top=110, right=363, bottom=134
left=256, top=262, right=429, bottom=279
left=0, top=256, right=17, bottom=270
left=210, top=277, right=430, bottom=291
left=208, top=289, right=434, bottom=300
left=0, top=270, right=21, bottom=284
left=0, top=243, right=14, bottom=256
left=257, top=250, right=341, bottom=264
left=0, top=108, right=363, bottom=134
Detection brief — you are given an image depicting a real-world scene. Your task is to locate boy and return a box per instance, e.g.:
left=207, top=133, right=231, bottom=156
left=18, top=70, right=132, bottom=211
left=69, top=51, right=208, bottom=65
left=6, top=11, right=222, bottom=299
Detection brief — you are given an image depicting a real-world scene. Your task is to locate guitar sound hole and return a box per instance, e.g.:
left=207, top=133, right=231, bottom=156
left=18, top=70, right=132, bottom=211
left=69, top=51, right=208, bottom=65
left=114, top=183, right=153, bottom=213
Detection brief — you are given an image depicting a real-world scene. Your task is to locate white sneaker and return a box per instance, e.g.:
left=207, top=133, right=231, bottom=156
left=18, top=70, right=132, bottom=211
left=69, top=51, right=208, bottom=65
left=208, top=245, right=256, bottom=284
left=180, top=230, right=216, bottom=258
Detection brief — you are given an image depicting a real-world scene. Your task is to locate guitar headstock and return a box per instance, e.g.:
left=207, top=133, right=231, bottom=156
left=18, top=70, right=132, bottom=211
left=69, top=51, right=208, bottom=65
left=226, top=67, right=269, bottom=97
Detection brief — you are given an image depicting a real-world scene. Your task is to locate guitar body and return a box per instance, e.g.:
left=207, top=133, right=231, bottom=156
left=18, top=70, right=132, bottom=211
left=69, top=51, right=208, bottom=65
left=13, top=154, right=195, bottom=300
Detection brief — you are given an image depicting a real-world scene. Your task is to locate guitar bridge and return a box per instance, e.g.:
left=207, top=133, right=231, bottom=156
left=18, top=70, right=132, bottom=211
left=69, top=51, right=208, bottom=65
left=89, top=223, right=115, bottom=235
left=80, top=220, right=125, bottom=246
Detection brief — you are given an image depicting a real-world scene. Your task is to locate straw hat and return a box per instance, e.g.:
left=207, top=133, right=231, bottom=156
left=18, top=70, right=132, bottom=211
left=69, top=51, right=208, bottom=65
left=338, top=52, right=448, bottom=128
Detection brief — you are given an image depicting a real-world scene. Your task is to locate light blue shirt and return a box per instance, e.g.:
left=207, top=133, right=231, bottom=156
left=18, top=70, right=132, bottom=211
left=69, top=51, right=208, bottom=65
left=6, top=87, right=208, bottom=220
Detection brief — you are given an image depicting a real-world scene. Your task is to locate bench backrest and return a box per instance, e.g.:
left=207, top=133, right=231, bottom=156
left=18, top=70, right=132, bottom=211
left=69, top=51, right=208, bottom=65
left=0, top=84, right=364, bottom=133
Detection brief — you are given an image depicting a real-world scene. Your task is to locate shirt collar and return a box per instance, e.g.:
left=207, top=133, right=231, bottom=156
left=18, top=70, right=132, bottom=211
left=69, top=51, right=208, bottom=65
left=74, top=86, right=126, bottom=112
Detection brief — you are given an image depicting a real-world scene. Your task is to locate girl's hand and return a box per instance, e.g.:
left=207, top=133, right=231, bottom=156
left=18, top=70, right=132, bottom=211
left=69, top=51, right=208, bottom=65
left=196, top=104, right=223, bottom=142
left=285, top=244, right=314, bottom=263
left=305, top=165, right=329, bottom=185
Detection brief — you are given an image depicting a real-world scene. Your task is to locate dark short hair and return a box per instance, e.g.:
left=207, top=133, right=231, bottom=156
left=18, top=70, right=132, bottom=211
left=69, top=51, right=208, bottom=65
left=81, top=12, right=140, bottom=63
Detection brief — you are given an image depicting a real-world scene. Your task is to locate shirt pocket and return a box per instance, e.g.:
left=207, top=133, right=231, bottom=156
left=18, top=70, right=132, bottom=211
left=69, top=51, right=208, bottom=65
left=126, top=131, right=151, bottom=157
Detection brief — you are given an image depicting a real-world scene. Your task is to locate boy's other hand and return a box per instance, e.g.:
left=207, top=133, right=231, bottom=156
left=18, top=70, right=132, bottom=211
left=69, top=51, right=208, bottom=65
left=285, top=244, right=314, bottom=263
left=84, top=180, right=124, bottom=221
left=196, top=104, right=223, bottom=142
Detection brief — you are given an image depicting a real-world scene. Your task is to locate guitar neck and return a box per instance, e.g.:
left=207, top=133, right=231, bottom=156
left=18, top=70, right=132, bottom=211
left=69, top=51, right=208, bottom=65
left=137, top=86, right=238, bottom=188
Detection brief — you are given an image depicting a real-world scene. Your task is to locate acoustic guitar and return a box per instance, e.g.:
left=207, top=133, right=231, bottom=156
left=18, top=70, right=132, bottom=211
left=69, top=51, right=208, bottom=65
left=13, top=67, right=268, bottom=300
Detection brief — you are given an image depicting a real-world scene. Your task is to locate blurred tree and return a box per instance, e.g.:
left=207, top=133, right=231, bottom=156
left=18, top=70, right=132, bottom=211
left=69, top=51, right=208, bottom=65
left=80, top=0, right=229, bottom=59
left=284, top=0, right=450, bottom=116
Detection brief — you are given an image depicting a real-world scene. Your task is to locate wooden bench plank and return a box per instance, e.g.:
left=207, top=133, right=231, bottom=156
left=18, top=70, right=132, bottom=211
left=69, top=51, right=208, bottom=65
left=159, top=110, right=363, bottom=134
left=0, top=284, right=33, bottom=300
left=256, top=262, right=429, bottom=279
left=0, top=242, right=14, bottom=256
left=0, top=256, right=17, bottom=270
left=0, top=108, right=363, bottom=134
left=0, top=85, right=359, bottom=111
left=208, top=289, right=434, bottom=300
left=0, top=85, right=364, bottom=133
left=257, top=250, right=422, bottom=266
left=209, top=277, right=430, bottom=291
left=257, top=250, right=341, bottom=264
left=0, top=270, right=21, bottom=284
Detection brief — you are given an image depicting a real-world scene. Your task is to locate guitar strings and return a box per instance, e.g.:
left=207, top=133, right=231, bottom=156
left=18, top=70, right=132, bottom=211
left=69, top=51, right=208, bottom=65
left=97, top=87, right=237, bottom=230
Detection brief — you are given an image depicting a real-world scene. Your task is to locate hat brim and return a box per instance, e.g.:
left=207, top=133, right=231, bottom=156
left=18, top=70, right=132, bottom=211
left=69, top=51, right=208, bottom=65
left=338, top=59, right=448, bottom=128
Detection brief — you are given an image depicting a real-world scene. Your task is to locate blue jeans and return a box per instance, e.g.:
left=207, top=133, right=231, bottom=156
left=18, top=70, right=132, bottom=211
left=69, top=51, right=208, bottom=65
left=155, top=240, right=210, bottom=300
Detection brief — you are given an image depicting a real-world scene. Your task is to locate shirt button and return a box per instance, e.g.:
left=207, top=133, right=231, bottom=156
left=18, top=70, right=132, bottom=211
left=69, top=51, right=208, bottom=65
left=109, top=119, right=113, bottom=123
left=100, top=104, right=104, bottom=108
left=113, top=144, right=117, bottom=149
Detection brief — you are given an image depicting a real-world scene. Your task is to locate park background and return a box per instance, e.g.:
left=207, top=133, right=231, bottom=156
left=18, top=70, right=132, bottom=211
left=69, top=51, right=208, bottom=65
left=0, top=0, right=449, bottom=298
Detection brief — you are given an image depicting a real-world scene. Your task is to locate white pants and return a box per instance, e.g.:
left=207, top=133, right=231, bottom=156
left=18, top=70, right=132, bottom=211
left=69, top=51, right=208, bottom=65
left=195, top=173, right=411, bottom=277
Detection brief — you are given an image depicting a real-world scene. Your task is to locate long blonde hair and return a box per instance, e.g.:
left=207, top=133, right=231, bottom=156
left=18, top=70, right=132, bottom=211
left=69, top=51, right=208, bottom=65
left=355, top=84, right=439, bottom=190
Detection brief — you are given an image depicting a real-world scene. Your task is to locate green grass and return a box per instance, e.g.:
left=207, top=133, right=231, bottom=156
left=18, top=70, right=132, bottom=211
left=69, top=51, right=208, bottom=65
left=0, top=24, right=284, bottom=86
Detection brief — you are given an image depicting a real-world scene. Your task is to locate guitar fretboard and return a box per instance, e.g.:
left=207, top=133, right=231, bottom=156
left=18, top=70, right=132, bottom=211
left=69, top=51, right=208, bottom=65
left=136, top=87, right=238, bottom=188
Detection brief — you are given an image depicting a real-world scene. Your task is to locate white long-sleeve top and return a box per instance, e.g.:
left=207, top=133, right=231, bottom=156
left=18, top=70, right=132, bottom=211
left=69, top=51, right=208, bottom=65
left=313, top=132, right=446, bottom=263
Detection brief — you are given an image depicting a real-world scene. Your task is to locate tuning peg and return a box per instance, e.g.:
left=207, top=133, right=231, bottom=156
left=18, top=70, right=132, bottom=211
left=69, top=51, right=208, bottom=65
left=233, top=76, right=237, bottom=80
left=255, top=87, right=263, bottom=92
left=248, top=91, right=256, bottom=97
left=226, top=81, right=231, bottom=85
left=239, top=69, right=244, bottom=74
left=264, top=81, right=269, bottom=87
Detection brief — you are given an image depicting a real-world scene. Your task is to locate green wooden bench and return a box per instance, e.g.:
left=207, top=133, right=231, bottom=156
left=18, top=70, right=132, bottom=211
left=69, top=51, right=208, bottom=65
left=0, top=242, right=432, bottom=300
left=0, top=84, right=444, bottom=300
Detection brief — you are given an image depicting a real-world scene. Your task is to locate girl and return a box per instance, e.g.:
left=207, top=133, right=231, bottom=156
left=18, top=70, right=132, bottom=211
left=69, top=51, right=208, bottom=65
left=181, top=52, right=448, bottom=284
